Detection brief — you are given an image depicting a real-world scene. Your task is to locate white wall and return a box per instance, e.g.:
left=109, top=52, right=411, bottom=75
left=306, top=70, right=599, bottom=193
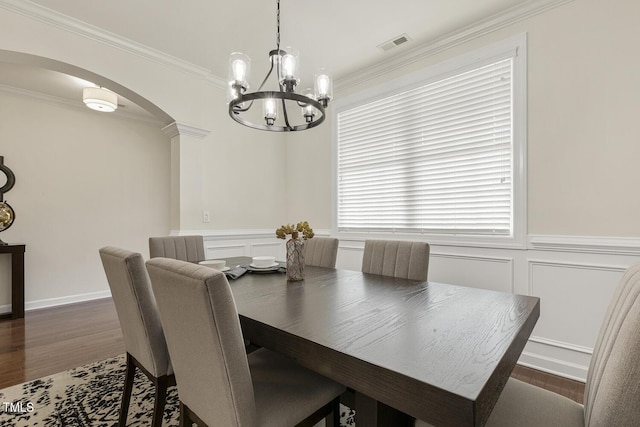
left=0, top=90, right=170, bottom=308
left=198, top=96, right=288, bottom=230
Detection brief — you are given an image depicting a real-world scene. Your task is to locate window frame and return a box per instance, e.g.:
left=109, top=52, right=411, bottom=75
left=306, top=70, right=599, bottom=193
left=331, top=34, right=527, bottom=249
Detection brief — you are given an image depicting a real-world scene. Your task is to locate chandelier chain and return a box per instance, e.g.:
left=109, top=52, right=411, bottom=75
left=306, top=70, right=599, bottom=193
left=276, top=0, right=281, bottom=51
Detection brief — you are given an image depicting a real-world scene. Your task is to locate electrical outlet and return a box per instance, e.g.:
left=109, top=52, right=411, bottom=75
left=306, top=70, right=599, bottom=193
left=202, top=211, right=211, bottom=223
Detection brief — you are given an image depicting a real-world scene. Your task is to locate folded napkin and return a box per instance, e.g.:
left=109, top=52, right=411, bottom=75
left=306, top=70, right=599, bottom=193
left=225, top=266, right=248, bottom=280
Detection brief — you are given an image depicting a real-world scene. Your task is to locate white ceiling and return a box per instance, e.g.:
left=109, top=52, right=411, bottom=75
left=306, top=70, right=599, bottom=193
left=0, top=0, right=531, bottom=120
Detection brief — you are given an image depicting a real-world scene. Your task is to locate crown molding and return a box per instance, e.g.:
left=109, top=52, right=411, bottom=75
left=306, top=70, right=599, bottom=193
left=0, top=0, right=226, bottom=88
left=0, top=82, right=75, bottom=106
left=161, top=122, right=210, bottom=139
left=0, top=82, right=165, bottom=126
left=335, top=0, right=575, bottom=92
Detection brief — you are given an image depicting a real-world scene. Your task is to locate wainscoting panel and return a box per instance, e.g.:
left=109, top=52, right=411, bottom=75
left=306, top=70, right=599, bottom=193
left=527, top=260, right=625, bottom=352
left=204, top=243, right=245, bottom=259
left=250, top=242, right=285, bottom=258
left=202, top=232, right=285, bottom=261
left=429, top=253, right=514, bottom=293
left=336, top=240, right=366, bottom=271
left=529, top=260, right=625, bottom=348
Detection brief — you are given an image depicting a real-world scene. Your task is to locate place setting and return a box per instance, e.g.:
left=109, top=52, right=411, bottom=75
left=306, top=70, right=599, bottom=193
left=245, top=256, right=285, bottom=273
left=198, top=256, right=284, bottom=279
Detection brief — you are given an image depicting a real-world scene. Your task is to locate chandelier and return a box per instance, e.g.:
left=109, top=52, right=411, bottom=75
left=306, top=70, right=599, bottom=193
left=227, top=0, right=332, bottom=132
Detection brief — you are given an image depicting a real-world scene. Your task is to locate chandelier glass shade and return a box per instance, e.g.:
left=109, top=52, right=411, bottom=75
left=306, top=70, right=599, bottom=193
left=83, top=87, right=117, bottom=112
left=227, top=0, right=332, bottom=132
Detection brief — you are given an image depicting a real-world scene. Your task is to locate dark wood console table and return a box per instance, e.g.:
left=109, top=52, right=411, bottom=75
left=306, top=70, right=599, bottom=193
left=0, top=244, right=26, bottom=319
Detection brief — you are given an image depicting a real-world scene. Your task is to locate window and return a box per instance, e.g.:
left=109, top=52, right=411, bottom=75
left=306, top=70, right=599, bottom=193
left=334, top=35, right=526, bottom=245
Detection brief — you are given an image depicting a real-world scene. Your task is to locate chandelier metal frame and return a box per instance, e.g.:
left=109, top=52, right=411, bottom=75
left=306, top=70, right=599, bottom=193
left=228, top=0, right=331, bottom=132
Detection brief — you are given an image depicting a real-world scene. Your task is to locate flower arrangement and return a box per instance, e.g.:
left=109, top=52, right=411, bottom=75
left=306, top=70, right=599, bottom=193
left=276, top=221, right=315, bottom=240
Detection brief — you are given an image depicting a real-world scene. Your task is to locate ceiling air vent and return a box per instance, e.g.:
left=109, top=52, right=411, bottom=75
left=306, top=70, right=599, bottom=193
left=378, top=34, right=411, bottom=52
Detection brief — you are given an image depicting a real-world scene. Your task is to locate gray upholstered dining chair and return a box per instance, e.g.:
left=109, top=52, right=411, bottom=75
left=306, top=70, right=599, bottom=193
left=148, top=235, right=205, bottom=262
left=146, top=257, right=346, bottom=427
left=416, top=259, right=640, bottom=427
left=361, top=239, right=430, bottom=281
left=99, top=246, right=174, bottom=427
left=304, top=237, right=339, bottom=268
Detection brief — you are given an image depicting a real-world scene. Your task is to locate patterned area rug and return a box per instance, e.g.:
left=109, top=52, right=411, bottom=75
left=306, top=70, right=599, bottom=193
left=0, top=354, right=356, bottom=426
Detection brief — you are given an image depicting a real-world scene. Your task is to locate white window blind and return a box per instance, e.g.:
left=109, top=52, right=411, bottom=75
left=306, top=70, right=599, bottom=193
left=337, top=58, right=513, bottom=235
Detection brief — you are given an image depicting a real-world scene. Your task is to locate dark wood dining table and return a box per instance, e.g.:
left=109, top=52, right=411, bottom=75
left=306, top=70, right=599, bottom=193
left=222, top=256, right=540, bottom=427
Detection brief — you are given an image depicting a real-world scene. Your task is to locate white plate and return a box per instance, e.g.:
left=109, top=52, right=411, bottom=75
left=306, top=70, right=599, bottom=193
left=199, top=262, right=230, bottom=272
left=250, top=262, right=280, bottom=269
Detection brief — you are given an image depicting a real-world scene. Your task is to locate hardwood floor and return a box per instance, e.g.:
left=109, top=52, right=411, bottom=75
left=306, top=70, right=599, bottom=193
left=511, top=364, right=585, bottom=404
left=0, top=298, right=585, bottom=405
left=0, top=298, right=124, bottom=389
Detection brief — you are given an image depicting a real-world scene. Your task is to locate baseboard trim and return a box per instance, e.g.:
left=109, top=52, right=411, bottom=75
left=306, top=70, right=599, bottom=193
left=518, top=349, right=588, bottom=382
left=0, top=290, right=112, bottom=315
left=518, top=353, right=587, bottom=383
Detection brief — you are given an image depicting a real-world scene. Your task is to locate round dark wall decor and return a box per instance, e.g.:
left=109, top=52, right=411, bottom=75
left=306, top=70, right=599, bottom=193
left=0, top=156, right=15, bottom=197
left=0, top=156, right=16, bottom=245
left=0, top=200, right=14, bottom=232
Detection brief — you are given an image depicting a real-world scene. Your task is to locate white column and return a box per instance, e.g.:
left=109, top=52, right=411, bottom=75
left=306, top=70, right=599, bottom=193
left=162, top=122, right=211, bottom=232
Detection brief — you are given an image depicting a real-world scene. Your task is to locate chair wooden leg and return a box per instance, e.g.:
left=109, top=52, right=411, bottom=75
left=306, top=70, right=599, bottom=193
left=119, top=353, right=136, bottom=427
left=151, top=375, right=170, bottom=427
left=325, top=396, right=341, bottom=427
left=179, top=401, right=191, bottom=427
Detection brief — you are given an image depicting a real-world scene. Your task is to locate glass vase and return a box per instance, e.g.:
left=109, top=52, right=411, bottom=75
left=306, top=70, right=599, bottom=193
left=286, top=232, right=305, bottom=281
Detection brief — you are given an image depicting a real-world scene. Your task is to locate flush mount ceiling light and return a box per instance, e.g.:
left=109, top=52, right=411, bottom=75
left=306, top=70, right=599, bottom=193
left=83, top=87, right=117, bottom=112
left=227, top=0, right=332, bottom=132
